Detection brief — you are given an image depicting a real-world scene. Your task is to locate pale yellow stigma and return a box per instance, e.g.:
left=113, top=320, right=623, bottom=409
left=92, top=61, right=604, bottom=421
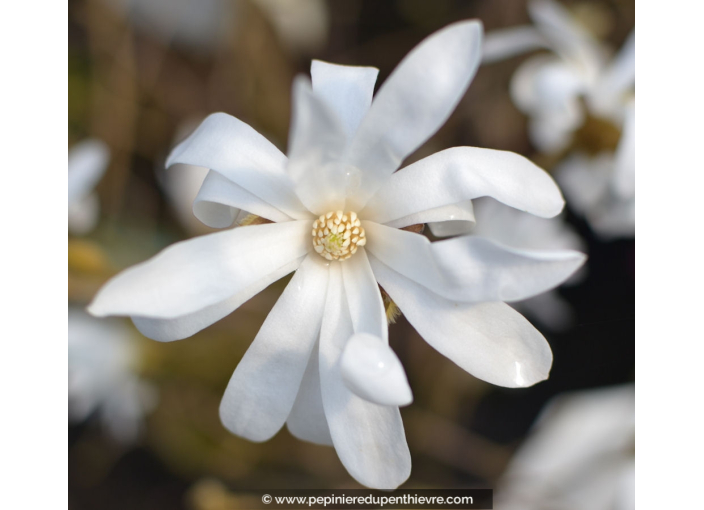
left=312, top=210, right=366, bottom=261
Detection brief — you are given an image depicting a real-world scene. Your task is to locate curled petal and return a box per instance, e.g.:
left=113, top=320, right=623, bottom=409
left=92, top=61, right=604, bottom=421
left=364, top=221, right=586, bottom=303
left=344, top=20, right=483, bottom=210
left=193, top=170, right=292, bottom=227
left=219, top=255, right=330, bottom=442
left=311, top=60, right=379, bottom=139
left=370, top=256, right=553, bottom=388
left=340, top=333, right=412, bottom=407
left=88, top=221, right=311, bottom=318
left=386, top=200, right=475, bottom=237
left=341, top=248, right=387, bottom=342
left=166, top=112, right=310, bottom=220
left=362, top=147, right=565, bottom=226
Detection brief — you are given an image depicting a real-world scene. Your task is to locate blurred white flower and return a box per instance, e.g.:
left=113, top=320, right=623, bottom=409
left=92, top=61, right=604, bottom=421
left=496, top=384, right=635, bottom=510
left=68, top=139, right=110, bottom=236
left=101, top=0, right=329, bottom=54
left=483, top=0, right=635, bottom=153
left=88, top=21, right=586, bottom=488
left=470, top=197, right=586, bottom=331
left=556, top=99, right=635, bottom=239
left=68, top=308, right=157, bottom=444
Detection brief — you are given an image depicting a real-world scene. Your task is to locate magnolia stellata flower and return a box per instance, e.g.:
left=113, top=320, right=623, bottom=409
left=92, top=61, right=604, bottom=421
left=68, top=139, right=110, bottom=235
left=483, top=0, right=635, bottom=153
left=556, top=99, right=635, bottom=239
left=495, top=384, right=635, bottom=510
left=470, top=197, right=586, bottom=331
left=68, top=308, right=157, bottom=443
left=88, top=21, right=586, bottom=488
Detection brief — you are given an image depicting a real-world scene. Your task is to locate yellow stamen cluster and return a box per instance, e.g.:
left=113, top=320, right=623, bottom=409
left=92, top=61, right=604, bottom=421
left=312, top=210, right=366, bottom=261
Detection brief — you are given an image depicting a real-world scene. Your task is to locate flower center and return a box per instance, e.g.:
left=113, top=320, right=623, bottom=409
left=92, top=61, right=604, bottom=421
left=312, top=210, right=366, bottom=261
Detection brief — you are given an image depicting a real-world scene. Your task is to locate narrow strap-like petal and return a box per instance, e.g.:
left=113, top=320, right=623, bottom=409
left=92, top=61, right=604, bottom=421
left=370, top=256, right=553, bottom=388
left=364, top=221, right=586, bottom=303
left=68, top=139, right=110, bottom=204
left=131, top=256, right=304, bottom=342
left=613, top=100, right=635, bottom=199
left=219, top=255, right=330, bottom=442
left=341, top=249, right=387, bottom=343
left=88, top=221, right=312, bottom=318
left=193, top=170, right=293, bottom=227
left=166, top=112, right=310, bottom=220
left=287, top=76, right=349, bottom=214
left=343, top=20, right=483, bottom=211
left=286, top=343, right=333, bottom=446
left=311, top=60, right=379, bottom=139
left=319, top=263, right=411, bottom=489
left=362, top=147, right=565, bottom=227
left=482, top=26, right=547, bottom=63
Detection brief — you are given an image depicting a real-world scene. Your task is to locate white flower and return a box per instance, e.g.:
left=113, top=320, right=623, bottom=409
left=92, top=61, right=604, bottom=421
left=496, top=384, right=635, bottom=510
left=483, top=0, right=635, bottom=153
left=88, top=21, right=586, bottom=489
left=470, top=197, right=586, bottom=331
left=68, top=308, right=157, bottom=443
left=556, top=99, right=635, bottom=239
left=68, top=139, right=110, bottom=235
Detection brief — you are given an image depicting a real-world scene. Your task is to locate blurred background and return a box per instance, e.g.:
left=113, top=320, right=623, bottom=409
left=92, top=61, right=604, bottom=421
left=68, top=0, right=635, bottom=508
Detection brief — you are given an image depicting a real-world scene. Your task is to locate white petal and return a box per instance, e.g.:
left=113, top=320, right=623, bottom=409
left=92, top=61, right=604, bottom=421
left=528, top=0, right=604, bottom=80
left=613, top=100, right=635, bottom=199
left=344, top=20, right=483, bottom=211
left=471, top=197, right=585, bottom=252
left=364, top=221, right=586, bottom=303
left=219, top=255, right=329, bottom=442
left=340, top=333, right=412, bottom=407
left=319, top=263, right=411, bottom=489
left=166, top=112, right=310, bottom=220
left=386, top=200, right=475, bottom=236
left=589, top=31, right=635, bottom=117
left=88, top=221, right=311, bottom=318
left=311, top=60, right=379, bottom=139
left=286, top=344, right=333, bottom=446
left=68, top=139, right=110, bottom=204
left=287, top=76, right=349, bottom=214
left=341, top=248, right=387, bottom=342
left=555, top=152, right=613, bottom=215
left=131, top=256, right=304, bottom=341
left=362, top=147, right=564, bottom=226
left=193, top=170, right=292, bottom=227
left=482, top=26, right=547, bottom=63
left=68, top=193, right=100, bottom=235
left=370, top=256, right=553, bottom=388
left=426, top=201, right=476, bottom=237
